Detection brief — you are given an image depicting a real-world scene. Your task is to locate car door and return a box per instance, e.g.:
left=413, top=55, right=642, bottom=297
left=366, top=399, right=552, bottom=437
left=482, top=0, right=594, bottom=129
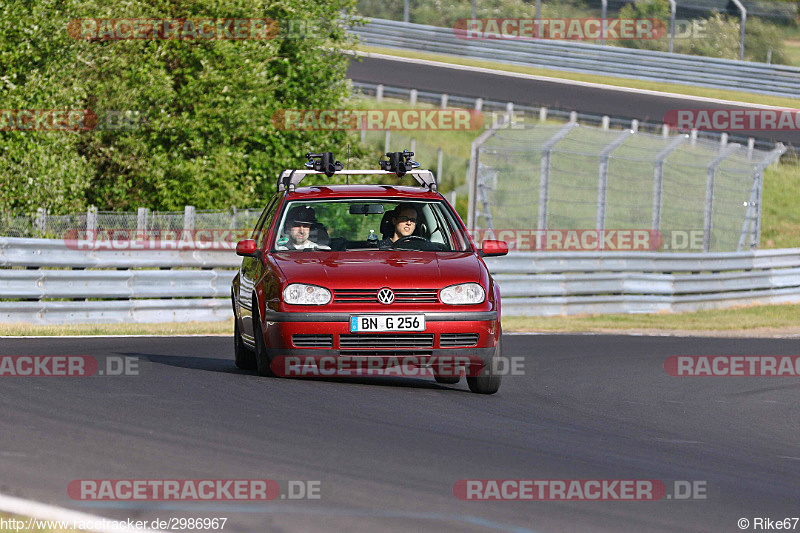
left=239, top=195, right=279, bottom=342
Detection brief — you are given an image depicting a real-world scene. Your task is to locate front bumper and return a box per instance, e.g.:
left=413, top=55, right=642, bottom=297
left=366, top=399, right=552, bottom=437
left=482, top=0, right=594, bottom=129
left=259, top=310, right=499, bottom=369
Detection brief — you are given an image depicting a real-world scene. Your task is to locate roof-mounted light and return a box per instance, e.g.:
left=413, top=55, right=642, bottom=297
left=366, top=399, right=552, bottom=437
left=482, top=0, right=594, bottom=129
left=379, top=150, right=420, bottom=177
left=305, top=152, right=343, bottom=177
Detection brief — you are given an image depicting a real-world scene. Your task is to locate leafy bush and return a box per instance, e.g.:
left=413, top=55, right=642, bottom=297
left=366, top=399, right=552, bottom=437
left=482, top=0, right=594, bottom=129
left=0, top=0, right=365, bottom=214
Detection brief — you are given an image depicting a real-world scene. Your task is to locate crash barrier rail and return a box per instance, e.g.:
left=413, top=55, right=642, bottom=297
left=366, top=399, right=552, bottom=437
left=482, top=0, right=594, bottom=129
left=0, top=237, right=239, bottom=324
left=348, top=18, right=800, bottom=99
left=2, top=237, right=799, bottom=322
left=484, top=247, right=800, bottom=315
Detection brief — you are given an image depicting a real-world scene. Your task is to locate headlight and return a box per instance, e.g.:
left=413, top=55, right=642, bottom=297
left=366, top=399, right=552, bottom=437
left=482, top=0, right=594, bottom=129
left=440, top=283, right=485, bottom=305
left=282, top=283, right=331, bottom=305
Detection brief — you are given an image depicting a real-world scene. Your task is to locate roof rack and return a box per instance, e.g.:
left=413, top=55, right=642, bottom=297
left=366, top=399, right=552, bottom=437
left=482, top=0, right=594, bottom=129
left=276, top=151, right=438, bottom=192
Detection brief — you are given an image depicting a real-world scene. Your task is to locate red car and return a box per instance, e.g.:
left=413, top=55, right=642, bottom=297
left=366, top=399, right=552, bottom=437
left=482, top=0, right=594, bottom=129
left=231, top=151, right=508, bottom=394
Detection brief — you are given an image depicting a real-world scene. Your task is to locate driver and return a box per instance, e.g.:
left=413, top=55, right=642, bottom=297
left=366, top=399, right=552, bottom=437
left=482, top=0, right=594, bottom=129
left=276, top=206, right=330, bottom=251
left=380, top=203, right=421, bottom=247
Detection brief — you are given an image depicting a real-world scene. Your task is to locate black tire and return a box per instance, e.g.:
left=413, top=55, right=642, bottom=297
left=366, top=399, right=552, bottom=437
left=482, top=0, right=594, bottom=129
left=434, top=374, right=461, bottom=385
left=253, top=306, right=276, bottom=377
left=466, top=330, right=503, bottom=395
left=233, top=317, right=256, bottom=370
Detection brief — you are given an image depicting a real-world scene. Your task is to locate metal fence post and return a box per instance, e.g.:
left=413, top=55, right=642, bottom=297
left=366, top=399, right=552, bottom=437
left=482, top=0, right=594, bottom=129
left=436, top=148, right=443, bottom=182
left=467, top=120, right=505, bottom=230
left=601, top=0, right=608, bottom=46
left=652, top=135, right=687, bottom=233
left=597, top=130, right=633, bottom=233
left=137, top=207, right=149, bottom=233
left=440, top=93, right=448, bottom=109
left=703, top=144, right=741, bottom=252
left=753, top=144, right=786, bottom=248
left=384, top=130, right=391, bottom=153
left=668, top=0, right=676, bottom=53
left=538, top=122, right=579, bottom=230
left=184, top=205, right=195, bottom=231
left=738, top=177, right=760, bottom=251
left=87, top=206, right=97, bottom=232
left=730, top=0, right=747, bottom=60
left=35, top=208, right=47, bottom=235
left=409, top=89, right=417, bottom=106
left=376, top=84, right=384, bottom=103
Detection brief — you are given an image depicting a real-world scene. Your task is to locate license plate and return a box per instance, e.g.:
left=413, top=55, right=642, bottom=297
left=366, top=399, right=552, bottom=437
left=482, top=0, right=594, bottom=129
left=349, top=315, right=425, bottom=332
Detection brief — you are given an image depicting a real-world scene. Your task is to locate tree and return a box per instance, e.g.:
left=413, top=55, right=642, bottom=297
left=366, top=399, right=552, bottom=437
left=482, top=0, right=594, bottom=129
left=0, top=0, right=362, bottom=214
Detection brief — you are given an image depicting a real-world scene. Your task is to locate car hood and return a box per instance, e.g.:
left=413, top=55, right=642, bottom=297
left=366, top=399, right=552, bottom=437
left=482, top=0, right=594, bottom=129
left=272, top=251, right=482, bottom=289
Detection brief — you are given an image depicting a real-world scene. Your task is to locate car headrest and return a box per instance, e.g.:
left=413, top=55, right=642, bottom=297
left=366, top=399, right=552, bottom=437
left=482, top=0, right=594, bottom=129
left=310, top=223, right=330, bottom=246
left=379, top=210, right=396, bottom=240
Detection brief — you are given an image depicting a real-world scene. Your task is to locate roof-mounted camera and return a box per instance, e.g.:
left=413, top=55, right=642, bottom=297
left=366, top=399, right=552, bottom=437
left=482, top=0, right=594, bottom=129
left=379, top=150, right=420, bottom=177
left=305, top=152, right=343, bottom=177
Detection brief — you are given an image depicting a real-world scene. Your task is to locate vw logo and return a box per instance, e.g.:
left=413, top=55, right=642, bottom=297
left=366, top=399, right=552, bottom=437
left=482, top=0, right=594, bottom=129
left=377, top=288, right=395, bottom=305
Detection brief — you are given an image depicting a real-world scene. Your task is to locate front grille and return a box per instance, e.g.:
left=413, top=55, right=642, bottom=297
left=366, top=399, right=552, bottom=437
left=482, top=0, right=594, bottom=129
left=340, top=351, right=433, bottom=358
left=292, top=334, right=333, bottom=348
left=439, top=333, right=480, bottom=347
left=339, top=334, right=434, bottom=349
left=333, top=289, right=439, bottom=303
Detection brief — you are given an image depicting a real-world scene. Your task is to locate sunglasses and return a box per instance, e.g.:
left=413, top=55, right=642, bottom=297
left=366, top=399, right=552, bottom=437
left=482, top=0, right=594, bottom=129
left=397, top=216, right=417, bottom=224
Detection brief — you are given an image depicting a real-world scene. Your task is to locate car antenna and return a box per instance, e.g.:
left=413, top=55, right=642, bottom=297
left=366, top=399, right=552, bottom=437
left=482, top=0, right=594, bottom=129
left=346, top=144, right=350, bottom=184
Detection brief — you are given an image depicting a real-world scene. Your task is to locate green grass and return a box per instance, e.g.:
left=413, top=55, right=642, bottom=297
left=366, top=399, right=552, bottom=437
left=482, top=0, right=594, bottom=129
left=504, top=303, right=800, bottom=333
left=0, top=320, right=233, bottom=337
left=4, top=308, right=800, bottom=336
left=761, top=159, right=800, bottom=249
left=785, top=40, right=800, bottom=67
left=353, top=46, right=800, bottom=109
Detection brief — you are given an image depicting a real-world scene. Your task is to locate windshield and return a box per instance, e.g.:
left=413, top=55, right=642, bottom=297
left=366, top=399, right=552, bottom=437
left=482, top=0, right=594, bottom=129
left=272, top=199, right=472, bottom=252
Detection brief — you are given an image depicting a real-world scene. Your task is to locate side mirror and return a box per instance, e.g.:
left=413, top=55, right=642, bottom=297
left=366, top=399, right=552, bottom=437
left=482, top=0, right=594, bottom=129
left=236, top=239, right=260, bottom=258
left=480, top=240, right=508, bottom=257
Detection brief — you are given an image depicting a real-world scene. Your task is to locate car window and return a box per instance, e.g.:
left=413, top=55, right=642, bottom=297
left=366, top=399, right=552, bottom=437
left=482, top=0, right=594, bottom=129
left=252, top=195, right=278, bottom=248
left=271, top=199, right=472, bottom=252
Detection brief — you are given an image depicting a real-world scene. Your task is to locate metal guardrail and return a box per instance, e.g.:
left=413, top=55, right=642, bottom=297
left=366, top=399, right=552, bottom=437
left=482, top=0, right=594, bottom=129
left=2, top=238, right=800, bottom=322
left=0, top=237, right=238, bottom=324
left=349, top=18, right=800, bottom=99
left=484, top=248, right=800, bottom=315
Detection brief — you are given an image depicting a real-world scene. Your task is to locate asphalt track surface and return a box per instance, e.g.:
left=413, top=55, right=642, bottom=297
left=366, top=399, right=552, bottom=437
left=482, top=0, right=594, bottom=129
left=346, top=55, right=800, bottom=148
left=1, top=335, right=799, bottom=532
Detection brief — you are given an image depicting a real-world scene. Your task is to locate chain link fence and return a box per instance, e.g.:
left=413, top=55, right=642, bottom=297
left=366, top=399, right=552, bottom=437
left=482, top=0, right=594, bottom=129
left=0, top=207, right=264, bottom=238
left=469, top=120, right=785, bottom=253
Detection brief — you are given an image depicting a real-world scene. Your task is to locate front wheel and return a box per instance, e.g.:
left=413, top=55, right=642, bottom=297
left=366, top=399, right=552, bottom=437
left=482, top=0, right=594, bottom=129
left=253, top=306, right=276, bottom=377
left=233, top=317, right=256, bottom=370
left=467, top=330, right=503, bottom=395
